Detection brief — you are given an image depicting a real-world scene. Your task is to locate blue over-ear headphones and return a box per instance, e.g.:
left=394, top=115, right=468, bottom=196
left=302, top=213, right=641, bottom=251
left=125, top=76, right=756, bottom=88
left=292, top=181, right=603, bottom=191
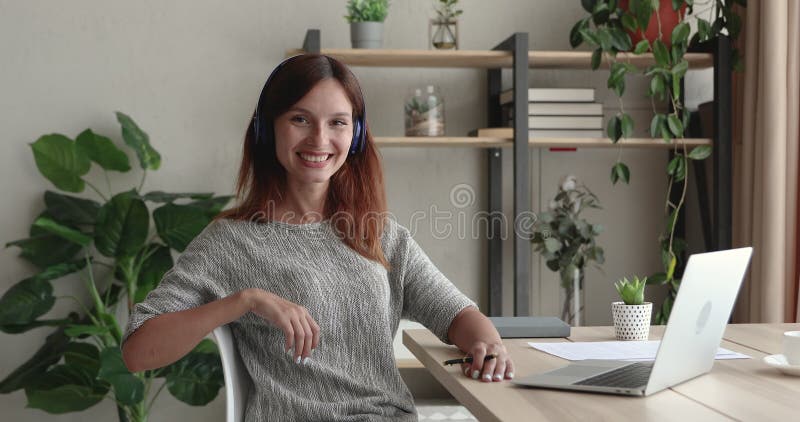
left=252, top=54, right=366, bottom=155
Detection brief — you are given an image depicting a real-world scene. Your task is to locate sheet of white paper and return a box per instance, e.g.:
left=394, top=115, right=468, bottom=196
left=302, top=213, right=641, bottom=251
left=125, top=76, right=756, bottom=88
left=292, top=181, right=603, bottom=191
left=527, top=341, right=750, bottom=361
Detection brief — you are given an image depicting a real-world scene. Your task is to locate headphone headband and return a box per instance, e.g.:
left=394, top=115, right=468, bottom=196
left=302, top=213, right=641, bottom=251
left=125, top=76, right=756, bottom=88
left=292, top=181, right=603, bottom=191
left=252, top=54, right=366, bottom=155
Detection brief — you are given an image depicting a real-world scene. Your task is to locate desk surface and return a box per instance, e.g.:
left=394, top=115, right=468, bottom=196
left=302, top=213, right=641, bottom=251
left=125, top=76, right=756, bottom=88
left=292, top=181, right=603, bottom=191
left=403, top=323, right=800, bottom=421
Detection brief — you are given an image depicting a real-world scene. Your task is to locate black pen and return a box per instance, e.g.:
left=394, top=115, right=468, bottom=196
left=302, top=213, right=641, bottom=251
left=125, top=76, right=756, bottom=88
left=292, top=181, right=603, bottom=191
left=443, top=353, right=498, bottom=366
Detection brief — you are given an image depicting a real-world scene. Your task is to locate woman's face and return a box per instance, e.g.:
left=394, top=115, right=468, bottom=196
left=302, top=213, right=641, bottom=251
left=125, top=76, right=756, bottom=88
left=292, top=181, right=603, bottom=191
left=273, top=78, right=355, bottom=186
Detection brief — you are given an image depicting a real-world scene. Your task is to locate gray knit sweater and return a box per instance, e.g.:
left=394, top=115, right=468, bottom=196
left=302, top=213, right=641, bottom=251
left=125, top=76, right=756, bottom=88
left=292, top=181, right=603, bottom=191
left=123, top=216, right=476, bottom=421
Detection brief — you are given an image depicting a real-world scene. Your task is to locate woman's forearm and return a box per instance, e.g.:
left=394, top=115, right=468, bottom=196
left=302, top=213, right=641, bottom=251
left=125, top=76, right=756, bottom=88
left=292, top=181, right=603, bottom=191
left=447, top=306, right=501, bottom=351
left=122, top=288, right=256, bottom=372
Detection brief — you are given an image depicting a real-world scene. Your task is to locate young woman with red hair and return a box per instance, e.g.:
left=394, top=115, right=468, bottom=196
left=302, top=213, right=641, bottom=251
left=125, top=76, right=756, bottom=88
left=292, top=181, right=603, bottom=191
left=121, top=54, right=513, bottom=421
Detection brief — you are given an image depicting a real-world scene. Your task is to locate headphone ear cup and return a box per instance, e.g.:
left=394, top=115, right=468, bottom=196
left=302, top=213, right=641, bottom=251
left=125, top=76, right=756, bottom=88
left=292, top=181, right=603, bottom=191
left=350, top=118, right=364, bottom=155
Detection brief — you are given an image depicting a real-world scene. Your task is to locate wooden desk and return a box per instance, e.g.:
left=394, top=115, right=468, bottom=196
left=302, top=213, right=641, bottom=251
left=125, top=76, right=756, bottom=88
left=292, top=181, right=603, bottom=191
left=403, top=324, right=800, bottom=421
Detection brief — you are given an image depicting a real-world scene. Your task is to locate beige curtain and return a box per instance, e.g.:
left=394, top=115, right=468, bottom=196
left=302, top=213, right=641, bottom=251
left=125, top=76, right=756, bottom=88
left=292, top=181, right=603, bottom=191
left=732, top=0, right=800, bottom=323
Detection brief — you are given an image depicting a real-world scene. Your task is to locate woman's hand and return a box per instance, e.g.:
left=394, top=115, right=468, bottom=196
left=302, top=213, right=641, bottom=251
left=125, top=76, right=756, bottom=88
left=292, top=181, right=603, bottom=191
left=244, top=288, right=320, bottom=364
left=459, top=341, right=514, bottom=382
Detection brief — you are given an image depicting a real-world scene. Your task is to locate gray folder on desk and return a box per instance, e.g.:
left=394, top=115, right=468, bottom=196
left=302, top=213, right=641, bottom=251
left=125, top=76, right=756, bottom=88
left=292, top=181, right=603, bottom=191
left=489, top=317, right=571, bottom=338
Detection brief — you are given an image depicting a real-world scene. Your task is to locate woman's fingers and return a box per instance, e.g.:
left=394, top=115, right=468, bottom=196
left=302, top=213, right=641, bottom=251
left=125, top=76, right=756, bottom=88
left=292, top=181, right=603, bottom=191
left=505, top=357, right=515, bottom=380
left=290, top=316, right=305, bottom=364
left=298, top=310, right=314, bottom=363
left=469, top=347, right=487, bottom=380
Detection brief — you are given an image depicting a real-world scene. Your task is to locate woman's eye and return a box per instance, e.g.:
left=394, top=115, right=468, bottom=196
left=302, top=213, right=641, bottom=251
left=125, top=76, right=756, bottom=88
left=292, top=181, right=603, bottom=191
left=291, top=116, right=308, bottom=124
left=332, top=120, right=348, bottom=126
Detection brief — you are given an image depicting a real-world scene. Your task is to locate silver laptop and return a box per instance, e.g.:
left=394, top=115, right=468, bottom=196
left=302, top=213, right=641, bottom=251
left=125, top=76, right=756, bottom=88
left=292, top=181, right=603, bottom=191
left=512, top=247, right=753, bottom=397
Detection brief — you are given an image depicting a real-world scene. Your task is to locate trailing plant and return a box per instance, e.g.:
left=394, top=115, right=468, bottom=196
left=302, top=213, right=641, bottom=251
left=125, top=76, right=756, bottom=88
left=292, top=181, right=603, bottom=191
left=434, top=0, right=463, bottom=23
left=344, top=0, right=390, bottom=23
left=0, top=112, right=232, bottom=422
left=615, top=275, right=648, bottom=305
left=532, top=175, right=605, bottom=324
left=569, top=0, right=744, bottom=323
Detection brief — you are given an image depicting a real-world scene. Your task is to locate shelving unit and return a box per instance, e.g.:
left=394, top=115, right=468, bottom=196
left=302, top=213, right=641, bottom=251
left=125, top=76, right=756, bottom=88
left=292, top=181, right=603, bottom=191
left=290, top=29, right=731, bottom=317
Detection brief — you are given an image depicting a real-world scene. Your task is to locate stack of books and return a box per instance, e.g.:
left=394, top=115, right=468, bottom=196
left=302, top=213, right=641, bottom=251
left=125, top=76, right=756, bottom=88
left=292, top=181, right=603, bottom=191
left=499, top=88, right=603, bottom=138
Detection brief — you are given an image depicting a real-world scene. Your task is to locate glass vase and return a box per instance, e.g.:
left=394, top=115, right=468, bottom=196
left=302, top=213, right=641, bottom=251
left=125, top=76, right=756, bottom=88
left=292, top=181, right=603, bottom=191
left=404, top=85, right=445, bottom=136
left=431, top=20, right=457, bottom=50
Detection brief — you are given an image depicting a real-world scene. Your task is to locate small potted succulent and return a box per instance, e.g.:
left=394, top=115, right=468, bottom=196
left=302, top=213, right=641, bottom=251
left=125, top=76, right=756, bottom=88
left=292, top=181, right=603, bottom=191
left=344, top=0, right=390, bottom=49
left=612, top=276, right=652, bottom=341
left=430, top=0, right=462, bottom=49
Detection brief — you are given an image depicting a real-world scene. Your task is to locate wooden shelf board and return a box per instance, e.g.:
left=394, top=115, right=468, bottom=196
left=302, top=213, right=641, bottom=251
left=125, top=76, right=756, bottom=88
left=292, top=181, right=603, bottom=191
left=375, top=133, right=711, bottom=149
left=287, top=49, right=713, bottom=69
left=375, top=137, right=509, bottom=147
left=396, top=358, right=424, bottom=369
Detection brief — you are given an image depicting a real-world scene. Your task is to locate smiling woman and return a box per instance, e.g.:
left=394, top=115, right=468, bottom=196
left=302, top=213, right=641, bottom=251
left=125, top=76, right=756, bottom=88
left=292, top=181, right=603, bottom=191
left=120, top=54, right=512, bottom=422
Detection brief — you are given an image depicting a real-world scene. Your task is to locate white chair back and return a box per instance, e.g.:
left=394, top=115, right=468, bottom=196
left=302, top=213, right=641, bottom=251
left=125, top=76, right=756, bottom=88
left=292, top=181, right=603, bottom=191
left=212, top=324, right=250, bottom=422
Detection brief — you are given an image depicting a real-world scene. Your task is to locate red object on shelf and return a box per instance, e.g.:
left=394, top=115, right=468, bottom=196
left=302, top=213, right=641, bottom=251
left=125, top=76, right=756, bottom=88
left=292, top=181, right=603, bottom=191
left=619, top=0, right=686, bottom=47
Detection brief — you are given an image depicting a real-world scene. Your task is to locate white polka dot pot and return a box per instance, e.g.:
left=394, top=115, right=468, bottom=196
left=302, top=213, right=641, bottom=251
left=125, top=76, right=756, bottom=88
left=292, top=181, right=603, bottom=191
left=611, top=302, right=652, bottom=341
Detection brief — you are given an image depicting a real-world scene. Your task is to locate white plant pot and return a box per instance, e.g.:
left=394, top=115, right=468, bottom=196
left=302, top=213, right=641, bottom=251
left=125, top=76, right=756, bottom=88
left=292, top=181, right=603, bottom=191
left=611, top=302, right=652, bottom=341
left=350, top=22, right=383, bottom=49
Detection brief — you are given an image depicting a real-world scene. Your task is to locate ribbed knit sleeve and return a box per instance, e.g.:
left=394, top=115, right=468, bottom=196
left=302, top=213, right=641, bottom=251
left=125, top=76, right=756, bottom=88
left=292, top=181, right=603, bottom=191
left=121, top=220, right=233, bottom=345
left=392, top=224, right=477, bottom=345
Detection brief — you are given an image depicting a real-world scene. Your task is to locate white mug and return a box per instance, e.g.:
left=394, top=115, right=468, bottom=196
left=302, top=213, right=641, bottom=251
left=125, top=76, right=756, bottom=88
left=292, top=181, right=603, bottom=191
left=784, top=331, right=800, bottom=365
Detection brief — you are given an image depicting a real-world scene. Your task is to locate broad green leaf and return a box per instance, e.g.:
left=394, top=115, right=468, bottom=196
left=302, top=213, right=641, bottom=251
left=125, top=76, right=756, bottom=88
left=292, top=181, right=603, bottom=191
left=25, top=364, right=108, bottom=413
left=153, top=203, right=211, bottom=252
left=581, top=0, right=597, bottom=13
left=609, top=27, right=632, bottom=51
left=667, top=114, right=684, bottom=137
left=652, top=40, right=669, bottom=67
left=75, top=129, right=131, bottom=172
left=44, top=191, right=101, bottom=226
left=611, top=162, right=630, bottom=185
left=595, top=28, right=613, bottom=51
left=621, top=14, right=637, bottom=33
left=28, top=258, right=87, bottom=283
left=64, top=324, right=110, bottom=338
left=591, top=48, right=602, bottom=70
left=164, top=345, right=223, bottom=406
left=30, top=134, right=91, bottom=193
left=648, top=272, right=668, bottom=285
left=606, top=116, right=622, bottom=143
left=569, top=19, right=585, bottom=48
left=650, top=114, right=666, bottom=138
left=187, top=195, right=233, bottom=219
left=135, top=244, right=173, bottom=303
left=32, top=215, right=92, bottom=246
left=671, top=59, right=689, bottom=80
left=94, top=190, right=149, bottom=258
left=63, top=342, right=101, bottom=376
left=620, top=113, right=634, bottom=138
left=670, top=22, right=690, bottom=46
left=98, top=347, right=144, bottom=405
left=544, top=237, right=561, bottom=253
left=5, top=221, right=82, bottom=269
left=0, top=278, right=55, bottom=328
left=667, top=156, right=681, bottom=176
left=633, top=39, right=650, bottom=55
left=115, top=112, right=161, bottom=170
left=142, top=191, right=214, bottom=203
left=0, top=328, right=70, bottom=393
left=688, top=145, right=712, bottom=160
left=697, top=18, right=711, bottom=41
left=650, top=74, right=666, bottom=100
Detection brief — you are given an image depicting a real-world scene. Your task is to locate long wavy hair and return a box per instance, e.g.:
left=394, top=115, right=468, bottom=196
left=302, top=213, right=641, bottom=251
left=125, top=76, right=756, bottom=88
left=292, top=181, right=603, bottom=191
left=215, top=54, right=390, bottom=270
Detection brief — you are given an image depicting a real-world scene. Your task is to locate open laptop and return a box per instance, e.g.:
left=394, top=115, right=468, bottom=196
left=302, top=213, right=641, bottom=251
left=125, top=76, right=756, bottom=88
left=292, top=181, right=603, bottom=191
left=512, top=247, right=753, bottom=397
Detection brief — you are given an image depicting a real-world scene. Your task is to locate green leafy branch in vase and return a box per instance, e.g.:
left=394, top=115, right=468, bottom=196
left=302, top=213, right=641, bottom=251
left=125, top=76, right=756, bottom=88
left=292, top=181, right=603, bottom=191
left=0, top=112, right=231, bottom=422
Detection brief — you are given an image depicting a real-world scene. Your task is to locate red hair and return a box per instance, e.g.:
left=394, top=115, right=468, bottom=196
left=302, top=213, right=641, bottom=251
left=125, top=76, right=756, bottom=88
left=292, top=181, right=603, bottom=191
left=215, top=54, right=390, bottom=270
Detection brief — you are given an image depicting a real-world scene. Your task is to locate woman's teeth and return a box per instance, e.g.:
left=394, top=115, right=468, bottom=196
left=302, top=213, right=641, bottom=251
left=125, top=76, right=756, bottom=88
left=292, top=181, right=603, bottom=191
left=299, top=153, right=331, bottom=162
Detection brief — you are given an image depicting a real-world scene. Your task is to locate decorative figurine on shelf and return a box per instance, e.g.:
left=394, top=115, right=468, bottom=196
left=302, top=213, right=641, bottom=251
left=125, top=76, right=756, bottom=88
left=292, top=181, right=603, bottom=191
left=429, top=0, right=461, bottom=50
left=404, top=85, right=445, bottom=136
left=344, top=0, right=390, bottom=49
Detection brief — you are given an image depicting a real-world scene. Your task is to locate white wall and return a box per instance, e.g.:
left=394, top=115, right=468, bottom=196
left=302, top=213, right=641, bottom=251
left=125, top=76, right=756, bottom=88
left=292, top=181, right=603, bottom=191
left=0, top=1, right=710, bottom=420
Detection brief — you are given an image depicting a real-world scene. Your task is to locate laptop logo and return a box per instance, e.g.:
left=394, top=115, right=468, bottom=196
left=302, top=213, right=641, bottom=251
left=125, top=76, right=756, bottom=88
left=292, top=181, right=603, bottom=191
left=695, top=301, right=712, bottom=334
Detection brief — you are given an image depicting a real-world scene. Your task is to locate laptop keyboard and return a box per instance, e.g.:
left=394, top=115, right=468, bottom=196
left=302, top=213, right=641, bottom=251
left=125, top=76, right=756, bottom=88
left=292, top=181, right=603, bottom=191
left=573, top=362, right=654, bottom=388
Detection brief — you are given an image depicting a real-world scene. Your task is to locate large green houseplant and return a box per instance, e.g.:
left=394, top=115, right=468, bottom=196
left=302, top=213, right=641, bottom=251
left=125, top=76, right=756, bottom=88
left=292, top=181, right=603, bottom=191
left=0, top=112, right=231, bottom=421
left=569, top=0, right=744, bottom=323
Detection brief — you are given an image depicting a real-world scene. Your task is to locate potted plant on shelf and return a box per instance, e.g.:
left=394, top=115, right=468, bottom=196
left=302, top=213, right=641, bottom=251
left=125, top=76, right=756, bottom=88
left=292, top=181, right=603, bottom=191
left=531, top=175, right=605, bottom=326
left=430, top=0, right=462, bottom=49
left=345, top=0, right=390, bottom=49
left=0, top=112, right=231, bottom=421
left=612, top=275, right=652, bottom=340
left=404, top=85, right=445, bottom=136
left=569, top=0, right=745, bottom=324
